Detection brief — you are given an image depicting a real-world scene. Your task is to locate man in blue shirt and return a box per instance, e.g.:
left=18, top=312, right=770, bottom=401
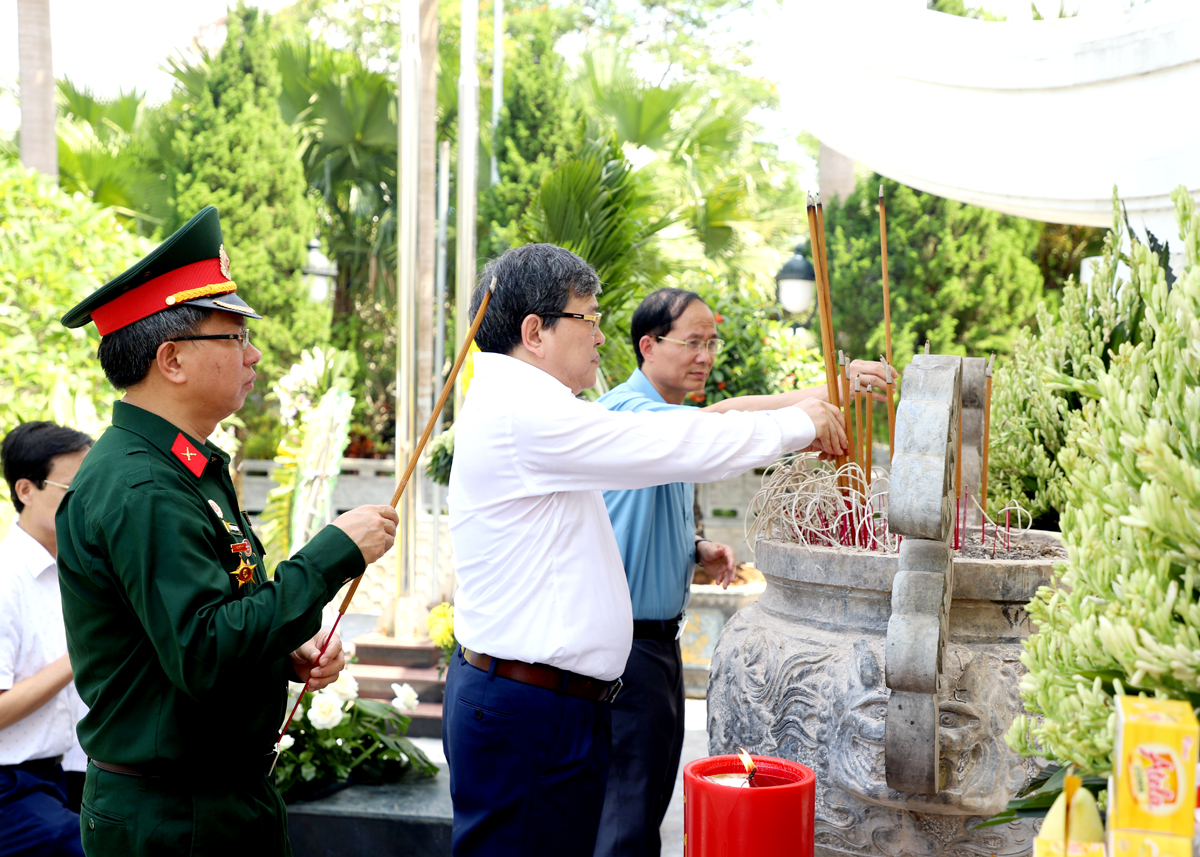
left=595, top=288, right=892, bottom=857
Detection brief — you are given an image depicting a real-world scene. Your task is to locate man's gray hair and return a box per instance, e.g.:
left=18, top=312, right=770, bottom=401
left=97, top=306, right=214, bottom=389
left=470, top=244, right=602, bottom=355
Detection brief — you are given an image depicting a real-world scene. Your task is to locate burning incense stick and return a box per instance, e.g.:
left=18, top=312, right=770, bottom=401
left=270, top=276, right=499, bottom=774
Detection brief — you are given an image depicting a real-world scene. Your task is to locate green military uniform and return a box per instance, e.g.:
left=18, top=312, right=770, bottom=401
left=56, top=403, right=363, bottom=854
left=55, top=207, right=364, bottom=856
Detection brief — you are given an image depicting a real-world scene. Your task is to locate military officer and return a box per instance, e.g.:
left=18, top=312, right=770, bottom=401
left=55, top=207, right=399, bottom=856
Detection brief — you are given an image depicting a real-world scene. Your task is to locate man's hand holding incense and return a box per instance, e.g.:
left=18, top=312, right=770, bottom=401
left=848, top=359, right=899, bottom=400
left=290, top=630, right=346, bottom=692
left=796, top=399, right=847, bottom=458
left=332, top=504, right=400, bottom=565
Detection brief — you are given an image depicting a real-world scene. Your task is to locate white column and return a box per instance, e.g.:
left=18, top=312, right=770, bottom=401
left=395, top=0, right=421, bottom=619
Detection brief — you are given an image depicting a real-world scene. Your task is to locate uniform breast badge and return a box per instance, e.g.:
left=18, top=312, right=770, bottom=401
left=208, top=499, right=226, bottom=518
left=231, top=556, right=256, bottom=588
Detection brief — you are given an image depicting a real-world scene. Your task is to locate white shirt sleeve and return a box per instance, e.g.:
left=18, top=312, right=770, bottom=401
left=512, top=395, right=815, bottom=494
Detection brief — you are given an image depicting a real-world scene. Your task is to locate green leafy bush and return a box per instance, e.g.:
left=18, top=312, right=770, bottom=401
left=0, top=158, right=149, bottom=440
left=988, top=191, right=1146, bottom=524
left=1009, top=187, right=1200, bottom=774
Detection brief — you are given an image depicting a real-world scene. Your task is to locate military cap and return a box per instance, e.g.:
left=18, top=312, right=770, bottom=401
left=61, top=207, right=262, bottom=333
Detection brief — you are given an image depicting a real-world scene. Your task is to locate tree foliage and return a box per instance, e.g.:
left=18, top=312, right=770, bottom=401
left=55, top=79, right=173, bottom=235
left=822, top=175, right=1046, bottom=371
left=170, top=3, right=325, bottom=455
left=518, top=136, right=699, bottom=385
left=988, top=191, right=1146, bottom=525
left=0, top=158, right=149, bottom=441
left=480, top=5, right=585, bottom=255
left=1009, top=187, right=1200, bottom=774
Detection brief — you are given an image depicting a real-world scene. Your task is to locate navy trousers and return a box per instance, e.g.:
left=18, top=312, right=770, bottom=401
left=0, top=763, right=85, bottom=857
left=593, top=639, right=685, bottom=857
left=443, top=650, right=612, bottom=857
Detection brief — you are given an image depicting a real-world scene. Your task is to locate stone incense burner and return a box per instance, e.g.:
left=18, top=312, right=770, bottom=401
left=707, top=355, right=1056, bottom=857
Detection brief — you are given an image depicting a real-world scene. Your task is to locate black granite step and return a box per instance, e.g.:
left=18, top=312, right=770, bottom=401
left=288, top=763, right=451, bottom=857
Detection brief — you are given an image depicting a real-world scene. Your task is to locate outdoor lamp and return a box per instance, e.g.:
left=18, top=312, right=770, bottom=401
left=775, top=244, right=816, bottom=319
left=303, top=238, right=338, bottom=303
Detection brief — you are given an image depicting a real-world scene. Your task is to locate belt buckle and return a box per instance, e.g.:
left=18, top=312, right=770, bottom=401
left=602, top=677, right=623, bottom=704
left=675, top=611, right=688, bottom=641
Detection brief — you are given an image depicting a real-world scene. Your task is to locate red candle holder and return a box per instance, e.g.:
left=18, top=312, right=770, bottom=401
left=684, top=754, right=815, bottom=857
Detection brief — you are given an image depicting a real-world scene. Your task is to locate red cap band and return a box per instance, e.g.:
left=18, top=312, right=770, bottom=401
left=91, top=258, right=234, bottom=335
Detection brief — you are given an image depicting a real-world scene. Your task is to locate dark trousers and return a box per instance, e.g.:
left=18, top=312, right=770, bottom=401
left=594, top=638, right=685, bottom=857
left=443, top=650, right=612, bottom=857
left=0, top=763, right=84, bottom=857
left=78, top=762, right=291, bottom=857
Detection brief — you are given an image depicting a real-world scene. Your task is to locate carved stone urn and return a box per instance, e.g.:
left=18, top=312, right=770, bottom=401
left=708, top=540, right=1054, bottom=857
left=707, top=354, right=1055, bottom=857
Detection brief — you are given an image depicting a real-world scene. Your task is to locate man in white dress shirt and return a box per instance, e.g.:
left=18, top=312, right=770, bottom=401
left=444, top=243, right=846, bottom=857
left=0, top=422, right=92, bottom=857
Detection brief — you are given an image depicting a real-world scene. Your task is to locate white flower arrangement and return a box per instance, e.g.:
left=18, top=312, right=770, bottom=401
left=276, top=734, right=295, bottom=753
left=307, top=690, right=346, bottom=731
left=327, top=672, right=359, bottom=702
left=391, top=682, right=419, bottom=714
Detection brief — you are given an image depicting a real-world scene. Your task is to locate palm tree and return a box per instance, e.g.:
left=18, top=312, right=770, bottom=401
left=55, top=80, right=172, bottom=234
left=17, top=0, right=56, bottom=177
left=520, top=136, right=701, bottom=386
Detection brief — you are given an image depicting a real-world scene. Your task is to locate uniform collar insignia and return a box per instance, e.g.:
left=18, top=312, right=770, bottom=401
left=171, top=433, right=207, bottom=478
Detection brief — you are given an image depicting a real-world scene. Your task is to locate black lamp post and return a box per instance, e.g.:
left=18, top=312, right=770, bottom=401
left=775, top=243, right=817, bottom=324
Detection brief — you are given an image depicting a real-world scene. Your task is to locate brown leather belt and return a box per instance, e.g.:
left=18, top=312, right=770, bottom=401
left=463, top=649, right=622, bottom=704
left=92, top=760, right=159, bottom=778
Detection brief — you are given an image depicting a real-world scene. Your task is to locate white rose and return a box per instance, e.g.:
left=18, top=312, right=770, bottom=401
left=391, top=682, right=419, bottom=714
left=307, top=691, right=345, bottom=730
left=327, top=672, right=359, bottom=701
left=277, top=734, right=295, bottom=753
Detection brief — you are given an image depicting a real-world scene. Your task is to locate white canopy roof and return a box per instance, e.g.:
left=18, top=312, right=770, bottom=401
left=770, top=0, right=1200, bottom=243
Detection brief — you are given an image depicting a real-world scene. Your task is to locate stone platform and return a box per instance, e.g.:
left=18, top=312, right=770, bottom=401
left=288, top=763, right=452, bottom=857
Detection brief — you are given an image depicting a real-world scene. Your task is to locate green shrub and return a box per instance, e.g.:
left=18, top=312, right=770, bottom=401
left=1009, top=187, right=1200, bottom=774
left=988, top=190, right=1147, bottom=524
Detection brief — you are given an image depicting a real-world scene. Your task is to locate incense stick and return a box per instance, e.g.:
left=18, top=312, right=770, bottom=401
left=883, top=356, right=896, bottom=460
left=878, top=185, right=893, bottom=369
left=865, top=382, right=874, bottom=493
left=854, top=376, right=864, bottom=496
left=807, top=196, right=840, bottom=416
left=269, top=276, right=499, bottom=774
left=981, top=353, right=994, bottom=517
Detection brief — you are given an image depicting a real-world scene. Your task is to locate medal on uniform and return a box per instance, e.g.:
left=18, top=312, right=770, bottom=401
left=208, top=498, right=226, bottom=519
left=222, top=520, right=243, bottom=535
left=230, top=556, right=255, bottom=588
left=230, top=539, right=252, bottom=555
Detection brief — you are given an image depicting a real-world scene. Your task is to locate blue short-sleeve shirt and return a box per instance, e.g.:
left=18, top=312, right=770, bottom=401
left=598, top=369, right=695, bottom=621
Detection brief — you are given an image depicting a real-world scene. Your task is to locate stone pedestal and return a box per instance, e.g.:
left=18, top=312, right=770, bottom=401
left=707, top=540, right=1054, bottom=857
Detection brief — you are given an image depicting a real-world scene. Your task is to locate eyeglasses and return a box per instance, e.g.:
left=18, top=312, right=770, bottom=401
left=168, top=330, right=252, bottom=350
left=541, top=312, right=603, bottom=335
left=42, top=479, right=71, bottom=491
left=656, top=336, right=725, bottom=356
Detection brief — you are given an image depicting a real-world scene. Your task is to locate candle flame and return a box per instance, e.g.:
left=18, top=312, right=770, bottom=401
left=736, top=746, right=756, bottom=777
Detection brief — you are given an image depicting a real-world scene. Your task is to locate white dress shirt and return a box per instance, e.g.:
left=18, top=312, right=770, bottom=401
left=0, top=521, right=87, bottom=767
left=448, top=352, right=817, bottom=681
